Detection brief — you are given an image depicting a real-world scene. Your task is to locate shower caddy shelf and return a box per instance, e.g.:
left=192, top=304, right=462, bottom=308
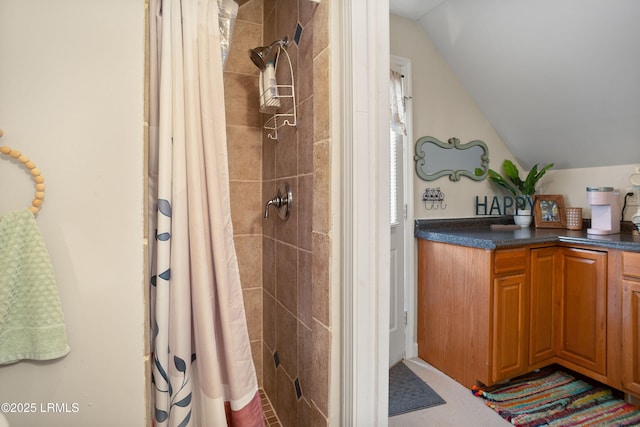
left=262, top=47, right=296, bottom=140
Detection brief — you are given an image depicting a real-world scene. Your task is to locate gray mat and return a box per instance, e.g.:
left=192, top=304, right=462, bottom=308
left=389, top=361, right=446, bottom=417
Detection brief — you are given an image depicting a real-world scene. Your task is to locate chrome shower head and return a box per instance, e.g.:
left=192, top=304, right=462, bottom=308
left=248, top=36, right=289, bottom=70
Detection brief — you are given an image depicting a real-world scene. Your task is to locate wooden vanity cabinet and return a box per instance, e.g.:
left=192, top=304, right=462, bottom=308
left=418, top=239, right=615, bottom=390
left=622, top=251, right=640, bottom=395
left=417, top=239, right=493, bottom=388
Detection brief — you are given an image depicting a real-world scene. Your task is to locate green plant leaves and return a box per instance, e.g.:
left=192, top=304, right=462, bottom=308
left=488, top=160, right=553, bottom=196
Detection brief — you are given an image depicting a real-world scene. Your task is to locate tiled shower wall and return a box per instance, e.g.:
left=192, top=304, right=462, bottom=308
left=224, top=0, right=332, bottom=426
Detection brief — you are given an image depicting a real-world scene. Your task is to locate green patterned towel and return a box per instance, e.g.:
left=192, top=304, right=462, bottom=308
left=0, top=209, right=69, bottom=364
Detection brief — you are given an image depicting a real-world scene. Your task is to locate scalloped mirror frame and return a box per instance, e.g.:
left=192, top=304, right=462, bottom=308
left=414, top=136, right=489, bottom=182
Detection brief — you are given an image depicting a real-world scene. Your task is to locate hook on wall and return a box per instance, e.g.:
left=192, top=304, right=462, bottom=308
left=423, top=187, right=447, bottom=211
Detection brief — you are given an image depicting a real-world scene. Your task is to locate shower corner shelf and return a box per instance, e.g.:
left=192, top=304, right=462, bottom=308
left=262, top=47, right=297, bottom=140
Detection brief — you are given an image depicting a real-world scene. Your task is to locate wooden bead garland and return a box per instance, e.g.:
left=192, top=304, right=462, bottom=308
left=0, top=129, right=46, bottom=215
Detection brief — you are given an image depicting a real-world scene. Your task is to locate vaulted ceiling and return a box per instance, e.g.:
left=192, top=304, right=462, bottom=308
left=390, top=0, right=640, bottom=170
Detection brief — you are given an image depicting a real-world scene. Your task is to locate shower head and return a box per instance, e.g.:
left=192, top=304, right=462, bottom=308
left=248, top=37, right=289, bottom=70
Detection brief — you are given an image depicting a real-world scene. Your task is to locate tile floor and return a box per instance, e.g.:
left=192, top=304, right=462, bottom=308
left=260, top=357, right=511, bottom=426
left=260, top=389, right=282, bottom=427
left=389, top=358, right=511, bottom=426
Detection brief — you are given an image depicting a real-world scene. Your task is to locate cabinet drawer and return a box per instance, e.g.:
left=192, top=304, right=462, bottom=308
left=495, top=248, right=526, bottom=275
left=623, top=252, right=640, bottom=279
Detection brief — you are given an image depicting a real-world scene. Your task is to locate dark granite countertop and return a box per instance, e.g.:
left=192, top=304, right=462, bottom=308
left=415, top=217, right=640, bottom=252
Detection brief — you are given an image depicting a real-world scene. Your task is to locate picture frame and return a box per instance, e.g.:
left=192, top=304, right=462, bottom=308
left=533, top=195, right=566, bottom=228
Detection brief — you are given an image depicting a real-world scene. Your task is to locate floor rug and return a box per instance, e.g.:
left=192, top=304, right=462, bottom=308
left=388, top=361, right=446, bottom=417
left=474, top=368, right=640, bottom=426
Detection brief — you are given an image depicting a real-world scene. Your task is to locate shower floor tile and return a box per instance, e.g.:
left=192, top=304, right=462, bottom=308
left=260, top=388, right=282, bottom=427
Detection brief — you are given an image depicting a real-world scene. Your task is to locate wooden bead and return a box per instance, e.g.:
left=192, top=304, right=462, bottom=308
left=0, top=129, right=4, bottom=138
left=1, top=144, right=46, bottom=213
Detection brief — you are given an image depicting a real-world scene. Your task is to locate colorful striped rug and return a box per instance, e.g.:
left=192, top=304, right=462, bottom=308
left=473, top=368, right=640, bottom=426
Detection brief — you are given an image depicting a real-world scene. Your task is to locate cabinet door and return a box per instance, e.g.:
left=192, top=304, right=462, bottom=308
left=622, top=279, right=640, bottom=394
left=556, top=248, right=607, bottom=375
left=493, top=273, right=528, bottom=382
left=621, top=251, right=640, bottom=394
left=530, top=247, right=558, bottom=366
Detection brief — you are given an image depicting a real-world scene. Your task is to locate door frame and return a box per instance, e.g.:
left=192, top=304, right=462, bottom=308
left=340, top=0, right=391, bottom=425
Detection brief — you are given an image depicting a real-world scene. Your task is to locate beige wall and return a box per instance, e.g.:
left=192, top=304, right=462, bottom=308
left=544, top=165, right=640, bottom=221
left=225, top=0, right=333, bottom=425
left=0, top=1, right=146, bottom=426
left=391, top=14, right=514, bottom=219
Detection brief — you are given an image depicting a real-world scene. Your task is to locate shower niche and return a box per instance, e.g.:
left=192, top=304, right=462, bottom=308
left=248, top=37, right=296, bottom=140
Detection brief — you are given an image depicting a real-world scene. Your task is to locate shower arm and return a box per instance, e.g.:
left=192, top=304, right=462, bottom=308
left=248, top=36, right=289, bottom=70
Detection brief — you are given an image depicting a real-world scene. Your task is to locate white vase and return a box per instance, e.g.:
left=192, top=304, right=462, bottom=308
left=514, top=209, right=532, bottom=227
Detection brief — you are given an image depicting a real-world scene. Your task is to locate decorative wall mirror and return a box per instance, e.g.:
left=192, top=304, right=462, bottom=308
left=414, top=136, right=489, bottom=182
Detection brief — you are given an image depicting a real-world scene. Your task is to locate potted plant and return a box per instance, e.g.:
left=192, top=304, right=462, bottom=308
left=488, top=159, right=554, bottom=226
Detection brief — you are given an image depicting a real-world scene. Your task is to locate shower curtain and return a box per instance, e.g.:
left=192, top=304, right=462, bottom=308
left=148, top=0, right=263, bottom=425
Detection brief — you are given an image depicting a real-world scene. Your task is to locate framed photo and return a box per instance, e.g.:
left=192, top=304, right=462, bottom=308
left=534, top=195, right=565, bottom=228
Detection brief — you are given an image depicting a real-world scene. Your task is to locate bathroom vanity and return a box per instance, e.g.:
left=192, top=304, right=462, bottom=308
left=415, top=218, right=640, bottom=398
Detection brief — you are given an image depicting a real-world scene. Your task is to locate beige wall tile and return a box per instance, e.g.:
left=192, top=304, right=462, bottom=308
left=263, top=343, right=277, bottom=400
left=251, top=339, right=263, bottom=387
left=312, top=49, right=330, bottom=141
left=310, top=402, right=328, bottom=427
left=227, top=125, right=262, bottom=181
left=275, top=302, right=298, bottom=378
left=262, top=235, right=276, bottom=295
left=226, top=20, right=262, bottom=75
left=275, top=241, right=298, bottom=314
left=311, top=0, right=329, bottom=57
left=243, top=288, right=263, bottom=341
left=312, top=140, right=331, bottom=234
left=237, top=0, right=263, bottom=25
left=297, top=320, right=312, bottom=398
left=275, top=0, right=298, bottom=45
left=297, top=20, right=314, bottom=103
left=298, top=0, right=316, bottom=27
left=262, top=133, right=276, bottom=180
left=298, top=249, right=312, bottom=326
left=230, top=180, right=262, bottom=235
left=297, top=97, right=314, bottom=175
left=311, top=319, right=330, bottom=417
left=297, top=174, right=312, bottom=250
left=311, top=231, right=330, bottom=327
left=263, top=290, right=276, bottom=350
left=275, top=123, right=298, bottom=178
left=297, top=397, right=311, bottom=427
left=224, top=72, right=262, bottom=127
left=276, top=367, right=297, bottom=426
left=234, top=234, right=262, bottom=289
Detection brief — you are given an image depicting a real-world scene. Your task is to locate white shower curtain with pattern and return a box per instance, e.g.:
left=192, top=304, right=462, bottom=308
left=148, top=0, right=263, bottom=425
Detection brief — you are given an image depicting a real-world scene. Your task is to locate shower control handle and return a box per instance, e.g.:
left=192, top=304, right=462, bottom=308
left=264, top=182, right=292, bottom=220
